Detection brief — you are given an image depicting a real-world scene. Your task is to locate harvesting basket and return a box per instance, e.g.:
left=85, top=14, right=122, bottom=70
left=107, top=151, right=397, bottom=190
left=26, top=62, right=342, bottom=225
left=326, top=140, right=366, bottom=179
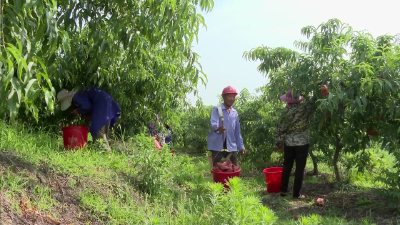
left=62, top=126, right=89, bottom=150
left=367, top=130, right=378, bottom=136
left=263, top=167, right=283, bottom=193
left=211, top=169, right=241, bottom=189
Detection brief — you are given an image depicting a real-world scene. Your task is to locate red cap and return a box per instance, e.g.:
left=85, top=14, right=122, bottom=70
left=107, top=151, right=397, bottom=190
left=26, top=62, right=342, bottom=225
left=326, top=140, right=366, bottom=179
left=222, top=86, right=238, bottom=95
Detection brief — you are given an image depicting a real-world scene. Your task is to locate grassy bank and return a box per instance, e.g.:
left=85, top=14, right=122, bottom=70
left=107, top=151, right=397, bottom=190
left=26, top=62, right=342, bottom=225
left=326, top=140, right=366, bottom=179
left=1, top=122, right=399, bottom=224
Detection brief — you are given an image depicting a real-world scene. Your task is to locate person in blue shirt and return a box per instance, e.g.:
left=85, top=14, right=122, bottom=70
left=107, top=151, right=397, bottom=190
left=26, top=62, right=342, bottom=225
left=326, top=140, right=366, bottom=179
left=207, top=86, right=246, bottom=166
left=57, top=87, right=121, bottom=152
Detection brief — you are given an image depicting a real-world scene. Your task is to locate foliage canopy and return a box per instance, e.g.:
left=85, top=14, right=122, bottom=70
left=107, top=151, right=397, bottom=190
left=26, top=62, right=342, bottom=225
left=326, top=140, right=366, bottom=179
left=0, top=0, right=214, bottom=132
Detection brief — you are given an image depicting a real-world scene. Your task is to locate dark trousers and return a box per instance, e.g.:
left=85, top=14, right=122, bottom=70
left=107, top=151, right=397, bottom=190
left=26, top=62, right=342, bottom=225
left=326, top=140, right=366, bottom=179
left=280, top=144, right=309, bottom=198
left=210, top=151, right=238, bottom=166
left=210, top=139, right=238, bottom=166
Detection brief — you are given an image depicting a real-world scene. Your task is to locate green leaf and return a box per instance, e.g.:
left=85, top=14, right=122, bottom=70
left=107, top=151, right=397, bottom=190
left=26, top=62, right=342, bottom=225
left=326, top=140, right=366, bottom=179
left=34, top=57, right=47, bottom=73
left=88, top=61, right=99, bottom=74
left=44, top=90, right=54, bottom=111
left=35, top=20, right=47, bottom=41
left=390, top=102, right=395, bottom=117
left=356, top=98, right=362, bottom=113
left=26, top=0, right=33, bottom=8
left=47, top=53, right=56, bottom=67
left=386, top=81, right=393, bottom=91
left=31, top=104, right=39, bottom=121
left=37, top=73, right=42, bottom=84
left=27, top=61, right=34, bottom=72
left=360, top=96, right=367, bottom=108
left=17, top=60, right=23, bottom=80
left=26, top=38, right=32, bottom=53
left=7, top=90, right=18, bottom=117
left=100, top=40, right=108, bottom=55
left=11, top=77, right=22, bottom=103
left=4, top=7, right=20, bottom=26
left=42, top=72, right=51, bottom=88
left=160, top=0, right=167, bottom=17
left=15, top=0, right=23, bottom=12
left=6, top=44, right=21, bottom=63
left=5, top=67, right=14, bottom=90
left=16, top=38, right=23, bottom=54
left=25, top=79, right=37, bottom=98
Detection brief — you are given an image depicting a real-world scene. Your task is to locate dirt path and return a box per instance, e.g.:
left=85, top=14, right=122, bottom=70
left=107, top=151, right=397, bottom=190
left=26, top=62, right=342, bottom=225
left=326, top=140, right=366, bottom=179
left=258, top=173, right=399, bottom=224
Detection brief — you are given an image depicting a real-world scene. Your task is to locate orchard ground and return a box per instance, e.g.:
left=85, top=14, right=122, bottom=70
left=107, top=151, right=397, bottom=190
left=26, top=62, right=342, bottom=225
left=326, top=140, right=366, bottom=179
left=1, top=122, right=399, bottom=225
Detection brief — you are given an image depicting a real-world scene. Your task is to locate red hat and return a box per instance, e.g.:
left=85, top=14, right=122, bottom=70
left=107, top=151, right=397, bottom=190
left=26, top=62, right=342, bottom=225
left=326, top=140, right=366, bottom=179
left=222, top=86, right=238, bottom=95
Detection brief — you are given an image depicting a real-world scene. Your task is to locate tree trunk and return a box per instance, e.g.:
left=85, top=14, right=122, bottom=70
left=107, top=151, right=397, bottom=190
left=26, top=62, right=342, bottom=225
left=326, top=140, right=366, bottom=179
left=333, top=136, right=342, bottom=182
left=309, top=149, right=319, bottom=175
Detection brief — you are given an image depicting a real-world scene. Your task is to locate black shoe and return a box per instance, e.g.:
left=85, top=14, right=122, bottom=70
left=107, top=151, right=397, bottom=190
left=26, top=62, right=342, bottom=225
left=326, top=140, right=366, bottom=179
left=280, top=192, right=288, bottom=197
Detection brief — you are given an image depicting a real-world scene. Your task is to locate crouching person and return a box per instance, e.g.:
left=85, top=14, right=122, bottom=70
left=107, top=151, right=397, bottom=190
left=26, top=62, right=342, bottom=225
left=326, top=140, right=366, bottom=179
left=57, top=87, right=121, bottom=152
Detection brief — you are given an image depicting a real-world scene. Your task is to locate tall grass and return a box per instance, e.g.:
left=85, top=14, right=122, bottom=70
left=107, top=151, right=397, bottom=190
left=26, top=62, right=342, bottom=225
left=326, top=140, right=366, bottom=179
left=0, top=121, right=278, bottom=224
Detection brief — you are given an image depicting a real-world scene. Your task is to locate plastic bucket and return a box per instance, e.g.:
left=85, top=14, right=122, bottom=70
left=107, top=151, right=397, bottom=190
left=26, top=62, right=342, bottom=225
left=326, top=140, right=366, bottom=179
left=366, top=129, right=378, bottom=136
left=61, top=126, right=89, bottom=150
left=211, top=169, right=241, bottom=189
left=263, top=167, right=283, bottom=193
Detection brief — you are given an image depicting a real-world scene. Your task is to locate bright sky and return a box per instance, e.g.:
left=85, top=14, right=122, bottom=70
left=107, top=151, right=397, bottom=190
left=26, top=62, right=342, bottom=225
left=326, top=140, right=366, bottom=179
left=188, top=0, right=400, bottom=106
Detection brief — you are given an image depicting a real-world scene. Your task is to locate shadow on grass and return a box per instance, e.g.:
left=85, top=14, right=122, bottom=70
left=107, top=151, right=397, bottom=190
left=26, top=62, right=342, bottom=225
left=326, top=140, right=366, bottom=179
left=0, top=149, right=55, bottom=194
left=0, top=149, right=102, bottom=225
left=1, top=150, right=37, bottom=174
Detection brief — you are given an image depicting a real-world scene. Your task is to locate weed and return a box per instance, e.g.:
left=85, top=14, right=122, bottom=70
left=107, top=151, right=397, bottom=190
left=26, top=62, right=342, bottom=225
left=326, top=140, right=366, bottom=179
left=0, top=168, right=27, bottom=196
left=209, top=177, right=278, bottom=224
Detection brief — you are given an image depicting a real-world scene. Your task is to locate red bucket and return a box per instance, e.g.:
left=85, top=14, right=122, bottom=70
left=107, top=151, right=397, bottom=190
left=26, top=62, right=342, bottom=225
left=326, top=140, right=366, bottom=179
left=211, top=169, right=241, bottom=189
left=263, top=167, right=283, bottom=193
left=61, top=126, right=89, bottom=150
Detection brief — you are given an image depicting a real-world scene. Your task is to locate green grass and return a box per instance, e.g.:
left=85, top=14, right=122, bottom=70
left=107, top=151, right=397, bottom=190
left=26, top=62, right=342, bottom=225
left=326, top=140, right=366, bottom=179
left=1, top=121, right=399, bottom=224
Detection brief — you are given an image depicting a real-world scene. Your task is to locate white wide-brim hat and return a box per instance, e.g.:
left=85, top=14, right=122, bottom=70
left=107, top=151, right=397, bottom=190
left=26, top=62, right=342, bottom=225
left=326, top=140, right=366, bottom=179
left=57, top=89, right=78, bottom=111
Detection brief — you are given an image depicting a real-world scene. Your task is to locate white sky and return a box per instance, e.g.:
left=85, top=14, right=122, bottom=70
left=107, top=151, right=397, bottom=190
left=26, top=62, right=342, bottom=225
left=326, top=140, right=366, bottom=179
left=187, top=0, right=400, bottom=106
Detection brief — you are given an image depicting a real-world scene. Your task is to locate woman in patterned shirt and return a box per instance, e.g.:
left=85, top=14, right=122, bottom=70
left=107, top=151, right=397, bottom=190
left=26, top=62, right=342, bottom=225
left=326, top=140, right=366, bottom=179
left=275, top=85, right=329, bottom=199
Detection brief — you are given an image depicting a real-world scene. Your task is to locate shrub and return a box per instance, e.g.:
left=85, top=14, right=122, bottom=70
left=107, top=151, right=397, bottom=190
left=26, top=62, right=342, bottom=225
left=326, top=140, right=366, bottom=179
left=208, top=177, right=277, bottom=225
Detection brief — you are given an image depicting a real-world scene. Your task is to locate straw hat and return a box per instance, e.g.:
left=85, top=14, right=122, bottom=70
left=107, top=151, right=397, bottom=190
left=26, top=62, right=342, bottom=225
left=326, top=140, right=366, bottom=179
left=57, top=89, right=78, bottom=111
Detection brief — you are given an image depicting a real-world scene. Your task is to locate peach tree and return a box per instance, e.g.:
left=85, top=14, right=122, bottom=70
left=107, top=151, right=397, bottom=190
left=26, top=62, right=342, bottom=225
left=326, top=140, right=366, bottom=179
left=234, top=88, right=281, bottom=169
left=175, top=98, right=213, bottom=152
left=0, top=0, right=214, bottom=133
left=244, top=19, right=400, bottom=184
